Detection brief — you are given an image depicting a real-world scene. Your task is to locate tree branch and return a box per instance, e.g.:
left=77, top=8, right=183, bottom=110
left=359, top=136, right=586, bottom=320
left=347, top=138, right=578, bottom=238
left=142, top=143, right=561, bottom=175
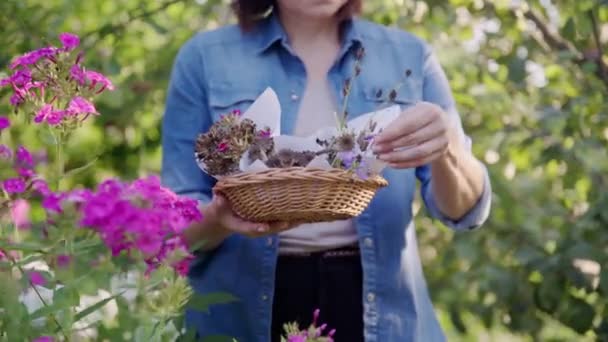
left=519, top=8, right=608, bottom=90
left=588, top=9, right=608, bottom=83
left=81, top=0, right=187, bottom=43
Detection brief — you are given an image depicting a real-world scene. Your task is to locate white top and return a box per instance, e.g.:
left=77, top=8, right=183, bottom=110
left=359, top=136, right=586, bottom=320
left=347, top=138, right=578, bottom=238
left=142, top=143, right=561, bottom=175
left=278, top=76, right=358, bottom=254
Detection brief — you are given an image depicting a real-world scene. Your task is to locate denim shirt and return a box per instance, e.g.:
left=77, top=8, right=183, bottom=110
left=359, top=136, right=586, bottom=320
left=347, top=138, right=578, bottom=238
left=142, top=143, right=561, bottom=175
left=161, top=13, right=492, bottom=342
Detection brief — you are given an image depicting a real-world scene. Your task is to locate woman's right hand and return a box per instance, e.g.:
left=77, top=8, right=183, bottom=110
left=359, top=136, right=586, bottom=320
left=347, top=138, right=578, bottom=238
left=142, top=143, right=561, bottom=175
left=184, top=194, right=299, bottom=251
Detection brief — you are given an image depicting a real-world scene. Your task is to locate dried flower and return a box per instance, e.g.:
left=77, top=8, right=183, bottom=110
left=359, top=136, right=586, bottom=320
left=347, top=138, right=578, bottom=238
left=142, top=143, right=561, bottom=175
left=334, top=132, right=356, bottom=151
left=195, top=112, right=271, bottom=176
left=265, top=149, right=316, bottom=168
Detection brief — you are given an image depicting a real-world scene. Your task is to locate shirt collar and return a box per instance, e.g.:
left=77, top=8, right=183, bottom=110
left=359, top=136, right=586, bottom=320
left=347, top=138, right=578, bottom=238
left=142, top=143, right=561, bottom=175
left=253, top=10, right=363, bottom=55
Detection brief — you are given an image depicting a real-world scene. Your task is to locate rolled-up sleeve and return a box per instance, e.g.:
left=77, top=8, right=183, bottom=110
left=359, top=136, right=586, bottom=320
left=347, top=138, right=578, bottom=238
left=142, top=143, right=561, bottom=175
left=415, top=45, right=492, bottom=230
left=161, top=36, right=214, bottom=204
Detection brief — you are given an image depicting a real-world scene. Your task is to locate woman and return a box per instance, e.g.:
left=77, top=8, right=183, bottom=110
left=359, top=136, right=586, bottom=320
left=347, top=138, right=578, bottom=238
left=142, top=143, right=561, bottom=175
left=161, top=1, right=492, bottom=341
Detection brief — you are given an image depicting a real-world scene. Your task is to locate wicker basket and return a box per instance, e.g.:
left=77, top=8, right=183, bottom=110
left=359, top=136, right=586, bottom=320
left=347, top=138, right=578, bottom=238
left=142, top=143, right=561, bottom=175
left=213, top=167, right=388, bottom=223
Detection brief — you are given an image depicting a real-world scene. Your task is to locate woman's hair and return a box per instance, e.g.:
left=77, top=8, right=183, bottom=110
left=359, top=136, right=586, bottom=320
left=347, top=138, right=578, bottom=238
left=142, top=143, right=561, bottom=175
left=231, top=0, right=362, bottom=31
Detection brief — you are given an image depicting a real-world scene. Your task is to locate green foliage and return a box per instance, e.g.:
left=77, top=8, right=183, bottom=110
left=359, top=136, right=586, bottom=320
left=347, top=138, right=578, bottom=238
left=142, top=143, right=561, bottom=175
left=1, top=0, right=606, bottom=340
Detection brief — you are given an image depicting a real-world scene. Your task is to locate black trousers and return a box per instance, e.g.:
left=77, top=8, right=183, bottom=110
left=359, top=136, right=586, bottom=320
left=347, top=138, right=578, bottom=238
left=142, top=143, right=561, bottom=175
left=271, top=246, right=364, bottom=342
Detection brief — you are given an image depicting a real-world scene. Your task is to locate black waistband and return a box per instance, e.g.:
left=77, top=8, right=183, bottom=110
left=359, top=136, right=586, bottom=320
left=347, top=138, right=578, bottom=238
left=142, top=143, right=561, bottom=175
left=278, top=244, right=360, bottom=259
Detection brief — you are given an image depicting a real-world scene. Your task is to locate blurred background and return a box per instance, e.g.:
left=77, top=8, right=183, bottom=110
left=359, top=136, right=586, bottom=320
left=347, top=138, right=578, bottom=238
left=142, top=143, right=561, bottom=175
left=1, top=0, right=606, bottom=341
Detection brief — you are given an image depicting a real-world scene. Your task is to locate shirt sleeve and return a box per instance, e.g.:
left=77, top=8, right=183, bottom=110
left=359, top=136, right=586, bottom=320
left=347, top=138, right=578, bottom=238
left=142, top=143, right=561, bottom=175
left=161, top=36, right=215, bottom=204
left=415, top=46, right=492, bottom=231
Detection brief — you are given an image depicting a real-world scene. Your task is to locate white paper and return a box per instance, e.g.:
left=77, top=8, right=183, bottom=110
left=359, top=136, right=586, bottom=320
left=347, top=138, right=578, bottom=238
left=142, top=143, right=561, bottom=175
left=241, top=87, right=281, bottom=136
left=198, top=87, right=402, bottom=178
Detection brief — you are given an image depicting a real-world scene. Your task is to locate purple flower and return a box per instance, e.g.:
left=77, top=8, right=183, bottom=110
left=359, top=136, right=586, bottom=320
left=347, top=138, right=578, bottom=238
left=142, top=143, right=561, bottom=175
left=287, top=335, right=306, bottom=342
left=17, top=168, right=35, bottom=178
left=10, top=47, right=57, bottom=69
left=29, top=271, right=46, bottom=286
left=42, top=193, right=64, bottom=213
left=0, top=116, right=10, bottom=131
left=59, top=33, right=80, bottom=51
left=85, top=70, right=115, bottom=91
left=33, top=337, right=54, bottom=342
left=0, top=145, right=12, bottom=160
left=9, top=93, right=24, bottom=106
left=10, top=69, right=32, bottom=87
left=56, top=254, right=72, bottom=268
left=3, top=178, right=26, bottom=194
left=70, top=65, right=86, bottom=85
left=67, top=96, right=97, bottom=115
left=34, top=104, right=52, bottom=123
left=16, top=146, right=33, bottom=167
left=258, top=128, right=272, bottom=138
left=32, top=179, right=51, bottom=196
left=337, top=151, right=356, bottom=169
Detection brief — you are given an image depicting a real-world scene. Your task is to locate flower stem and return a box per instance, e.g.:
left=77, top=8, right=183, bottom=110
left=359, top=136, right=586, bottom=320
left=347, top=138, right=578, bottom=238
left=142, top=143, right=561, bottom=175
left=7, top=254, right=70, bottom=341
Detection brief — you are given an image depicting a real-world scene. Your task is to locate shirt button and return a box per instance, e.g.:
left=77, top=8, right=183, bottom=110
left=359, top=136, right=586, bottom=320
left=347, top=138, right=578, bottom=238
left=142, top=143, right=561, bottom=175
left=291, top=93, right=299, bottom=101
left=364, top=237, right=374, bottom=248
left=266, top=237, right=273, bottom=247
left=367, top=292, right=376, bottom=302
left=262, top=294, right=269, bottom=301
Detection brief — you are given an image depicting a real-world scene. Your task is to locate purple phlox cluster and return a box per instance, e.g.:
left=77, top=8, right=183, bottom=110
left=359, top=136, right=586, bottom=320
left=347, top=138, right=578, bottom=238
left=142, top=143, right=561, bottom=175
left=41, top=176, right=202, bottom=276
left=0, top=32, right=113, bottom=127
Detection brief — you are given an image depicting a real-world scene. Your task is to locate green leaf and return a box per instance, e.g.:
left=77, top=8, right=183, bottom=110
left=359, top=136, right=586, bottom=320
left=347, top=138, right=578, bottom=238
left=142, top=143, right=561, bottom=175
left=0, top=241, right=46, bottom=252
left=63, top=155, right=100, bottom=178
left=201, top=336, right=235, bottom=342
left=561, top=17, right=576, bottom=41
left=187, top=292, right=238, bottom=313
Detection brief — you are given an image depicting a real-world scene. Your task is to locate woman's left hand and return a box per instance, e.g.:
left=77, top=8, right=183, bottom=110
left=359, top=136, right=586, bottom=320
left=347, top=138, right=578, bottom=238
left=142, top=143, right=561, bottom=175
left=372, top=102, right=456, bottom=169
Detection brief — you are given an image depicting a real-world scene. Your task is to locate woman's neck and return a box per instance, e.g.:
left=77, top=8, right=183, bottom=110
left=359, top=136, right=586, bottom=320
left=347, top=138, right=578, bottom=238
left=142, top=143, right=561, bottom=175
left=277, top=9, right=341, bottom=50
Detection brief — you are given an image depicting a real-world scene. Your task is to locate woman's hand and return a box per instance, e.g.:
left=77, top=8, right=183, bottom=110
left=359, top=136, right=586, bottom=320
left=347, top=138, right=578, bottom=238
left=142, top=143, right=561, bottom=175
left=205, top=194, right=298, bottom=238
left=372, top=102, right=458, bottom=169
left=184, top=194, right=300, bottom=251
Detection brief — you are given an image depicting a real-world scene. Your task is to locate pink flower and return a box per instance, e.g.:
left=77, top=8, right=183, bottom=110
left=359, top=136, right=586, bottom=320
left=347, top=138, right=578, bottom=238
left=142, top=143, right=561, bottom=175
left=29, top=271, right=46, bottom=286
left=11, top=199, right=31, bottom=229
left=10, top=47, right=57, bottom=69
left=85, top=71, right=115, bottom=91
left=67, top=96, right=97, bottom=115
left=42, top=193, right=64, bottom=213
left=9, top=93, right=23, bottom=106
left=46, top=110, right=66, bottom=125
left=33, top=337, right=54, bottom=342
left=16, top=146, right=33, bottom=167
left=287, top=335, right=307, bottom=342
left=34, top=104, right=53, bottom=123
left=56, top=254, right=72, bottom=268
left=70, top=65, right=86, bottom=85
left=0, top=116, right=10, bottom=131
left=8, top=69, right=32, bottom=87
left=17, top=168, right=35, bottom=178
left=258, top=128, right=271, bottom=138
left=0, top=145, right=12, bottom=160
left=232, top=109, right=242, bottom=116
left=59, top=33, right=80, bottom=51
left=32, top=179, right=51, bottom=196
left=217, top=141, right=229, bottom=153
left=3, top=178, right=26, bottom=194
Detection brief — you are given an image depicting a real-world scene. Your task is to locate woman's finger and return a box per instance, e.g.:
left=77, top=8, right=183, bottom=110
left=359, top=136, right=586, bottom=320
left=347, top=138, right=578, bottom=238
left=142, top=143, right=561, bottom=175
left=374, top=103, right=440, bottom=145
left=373, top=120, right=445, bottom=153
left=378, top=135, right=448, bottom=163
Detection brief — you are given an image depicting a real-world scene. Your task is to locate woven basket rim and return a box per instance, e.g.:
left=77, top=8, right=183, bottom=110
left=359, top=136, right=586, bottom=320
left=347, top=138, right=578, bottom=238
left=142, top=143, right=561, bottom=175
left=214, top=167, right=387, bottom=191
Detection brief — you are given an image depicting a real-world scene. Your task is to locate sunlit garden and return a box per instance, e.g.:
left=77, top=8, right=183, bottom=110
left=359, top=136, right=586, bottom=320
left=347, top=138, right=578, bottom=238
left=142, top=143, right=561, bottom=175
left=1, top=1, right=607, bottom=341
